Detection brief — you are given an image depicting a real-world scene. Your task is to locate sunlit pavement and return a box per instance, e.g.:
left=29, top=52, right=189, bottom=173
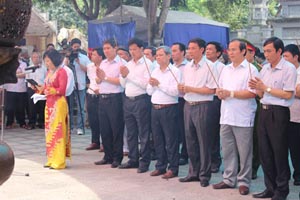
left=0, top=127, right=298, bottom=200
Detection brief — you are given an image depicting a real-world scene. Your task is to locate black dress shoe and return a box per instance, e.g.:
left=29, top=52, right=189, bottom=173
left=137, top=168, right=148, bottom=173
left=38, top=124, right=45, bottom=129
left=271, top=195, right=287, bottom=200
left=111, top=161, right=120, bottom=168
left=252, top=173, right=258, bottom=180
left=212, top=181, right=233, bottom=189
left=252, top=189, right=274, bottom=198
left=179, top=158, right=188, bottom=165
left=294, top=179, right=300, bottom=186
left=118, top=162, right=138, bottom=169
left=179, top=176, right=200, bottom=182
left=200, top=180, right=209, bottom=187
left=94, top=159, right=112, bottom=165
left=26, top=125, right=35, bottom=130
left=211, top=167, right=219, bottom=173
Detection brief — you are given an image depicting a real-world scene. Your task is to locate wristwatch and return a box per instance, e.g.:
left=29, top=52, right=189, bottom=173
left=266, top=87, right=271, bottom=93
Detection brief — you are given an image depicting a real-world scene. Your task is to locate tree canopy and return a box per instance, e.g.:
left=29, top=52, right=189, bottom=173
left=33, top=0, right=279, bottom=36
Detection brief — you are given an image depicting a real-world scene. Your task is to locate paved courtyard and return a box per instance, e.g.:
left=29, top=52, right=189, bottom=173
left=0, top=127, right=299, bottom=200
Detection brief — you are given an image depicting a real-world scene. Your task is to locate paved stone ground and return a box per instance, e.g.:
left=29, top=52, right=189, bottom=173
left=0, top=127, right=298, bottom=200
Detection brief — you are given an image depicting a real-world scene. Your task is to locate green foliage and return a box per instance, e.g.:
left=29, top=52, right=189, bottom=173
left=268, top=0, right=280, bottom=16
left=187, top=0, right=249, bottom=30
left=187, top=0, right=280, bottom=30
left=33, top=0, right=87, bottom=32
left=33, top=0, right=278, bottom=33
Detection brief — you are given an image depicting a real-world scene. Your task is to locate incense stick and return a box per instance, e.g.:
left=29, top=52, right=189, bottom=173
left=167, top=66, right=179, bottom=84
left=205, top=61, right=220, bottom=88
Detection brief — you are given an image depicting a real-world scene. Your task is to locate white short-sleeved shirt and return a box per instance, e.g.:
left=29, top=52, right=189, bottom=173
left=173, top=59, right=188, bottom=98
left=183, top=58, right=217, bottom=102
left=290, top=67, right=300, bottom=123
left=99, top=55, right=126, bottom=94
left=26, top=64, right=47, bottom=86
left=62, top=65, right=75, bottom=96
left=86, top=62, right=100, bottom=95
left=219, top=59, right=259, bottom=127
left=120, top=56, right=153, bottom=97
left=260, top=58, right=297, bottom=107
left=147, top=64, right=181, bottom=104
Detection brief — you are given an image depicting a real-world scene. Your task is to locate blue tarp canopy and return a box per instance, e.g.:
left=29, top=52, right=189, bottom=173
left=164, top=23, right=229, bottom=48
left=88, top=21, right=136, bottom=48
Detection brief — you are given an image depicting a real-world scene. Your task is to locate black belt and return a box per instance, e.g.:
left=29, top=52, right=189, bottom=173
left=99, top=93, right=121, bottom=99
left=125, top=94, right=147, bottom=101
left=186, top=101, right=211, bottom=106
left=152, top=103, right=177, bottom=110
left=261, top=104, right=287, bottom=110
left=87, top=93, right=99, bottom=98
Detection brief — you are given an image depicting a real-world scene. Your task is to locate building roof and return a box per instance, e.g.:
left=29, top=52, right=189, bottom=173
left=91, top=5, right=229, bottom=27
left=25, top=7, right=56, bottom=37
left=123, top=5, right=229, bottom=27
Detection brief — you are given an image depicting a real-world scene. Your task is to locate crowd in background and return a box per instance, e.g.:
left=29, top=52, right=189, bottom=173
left=0, top=35, right=299, bottom=200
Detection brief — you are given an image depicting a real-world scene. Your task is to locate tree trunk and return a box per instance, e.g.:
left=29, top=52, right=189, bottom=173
left=155, top=0, right=171, bottom=46
left=71, top=0, right=101, bottom=21
left=143, top=0, right=158, bottom=46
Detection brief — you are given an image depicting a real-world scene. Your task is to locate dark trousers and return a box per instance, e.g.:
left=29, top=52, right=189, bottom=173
left=86, top=93, right=101, bottom=145
left=178, top=97, right=188, bottom=160
left=5, top=91, right=26, bottom=126
left=123, top=94, right=151, bottom=169
left=151, top=104, right=179, bottom=174
left=252, top=102, right=261, bottom=175
left=287, top=121, right=300, bottom=182
left=258, top=106, right=290, bottom=198
left=98, top=93, right=124, bottom=163
left=27, top=88, right=45, bottom=126
left=67, top=89, right=86, bottom=130
left=184, top=102, right=212, bottom=182
left=210, top=96, right=221, bottom=170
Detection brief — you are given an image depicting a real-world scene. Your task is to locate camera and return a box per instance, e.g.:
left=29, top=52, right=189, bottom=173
left=68, top=49, right=79, bottom=63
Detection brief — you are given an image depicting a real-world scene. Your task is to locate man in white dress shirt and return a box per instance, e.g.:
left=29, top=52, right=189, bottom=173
left=205, top=41, right=225, bottom=173
left=94, top=38, right=126, bottom=168
left=85, top=48, right=105, bottom=151
left=250, top=37, right=297, bottom=200
left=3, top=58, right=28, bottom=129
left=171, top=42, right=189, bottom=166
left=178, top=38, right=216, bottom=187
left=147, top=46, right=181, bottom=179
left=213, top=39, right=259, bottom=196
left=26, top=51, right=47, bottom=129
left=118, top=38, right=152, bottom=173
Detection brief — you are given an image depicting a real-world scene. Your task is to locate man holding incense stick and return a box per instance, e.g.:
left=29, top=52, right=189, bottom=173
left=213, top=39, right=258, bottom=196
left=178, top=38, right=216, bottom=187
left=119, top=38, right=153, bottom=173
left=147, top=46, right=181, bottom=179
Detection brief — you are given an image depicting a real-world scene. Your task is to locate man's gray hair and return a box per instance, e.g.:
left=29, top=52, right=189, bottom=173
left=157, top=45, right=171, bottom=55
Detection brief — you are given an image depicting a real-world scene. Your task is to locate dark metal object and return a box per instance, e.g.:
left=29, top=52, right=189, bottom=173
left=0, top=0, right=32, bottom=185
left=0, top=0, right=32, bottom=47
left=0, top=141, right=15, bottom=185
left=0, top=0, right=32, bottom=84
